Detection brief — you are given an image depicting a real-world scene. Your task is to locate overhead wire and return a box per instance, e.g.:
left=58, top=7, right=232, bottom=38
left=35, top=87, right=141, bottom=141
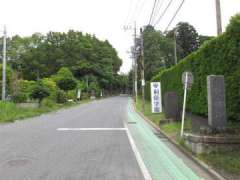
left=148, top=0, right=158, bottom=25
left=126, top=0, right=147, bottom=27
left=164, top=0, right=185, bottom=32
left=135, top=0, right=147, bottom=23
left=124, top=0, right=134, bottom=27
left=151, top=0, right=165, bottom=25
left=153, top=0, right=174, bottom=27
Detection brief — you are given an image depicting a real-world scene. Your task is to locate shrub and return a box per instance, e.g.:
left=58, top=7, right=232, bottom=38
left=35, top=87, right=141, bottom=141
left=67, top=90, right=77, bottom=100
left=56, top=89, right=67, bottom=103
left=12, top=93, right=28, bottom=103
left=81, top=92, right=89, bottom=100
left=41, top=98, right=56, bottom=108
left=17, top=80, right=37, bottom=97
left=152, top=14, right=240, bottom=121
left=41, top=78, right=57, bottom=101
left=57, top=78, right=77, bottom=92
left=56, top=67, right=74, bottom=79
left=52, top=67, right=75, bottom=82
left=30, top=84, right=50, bottom=105
left=88, top=81, right=100, bottom=96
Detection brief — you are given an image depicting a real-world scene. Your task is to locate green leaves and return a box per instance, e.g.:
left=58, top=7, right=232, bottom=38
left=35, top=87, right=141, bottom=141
left=152, top=13, right=240, bottom=121
left=143, top=25, right=174, bottom=81
left=8, top=30, right=122, bottom=93
left=30, top=84, right=50, bottom=104
left=57, top=78, right=77, bottom=92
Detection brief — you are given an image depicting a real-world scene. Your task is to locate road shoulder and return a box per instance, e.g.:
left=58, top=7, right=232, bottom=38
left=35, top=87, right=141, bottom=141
left=132, top=99, right=225, bottom=180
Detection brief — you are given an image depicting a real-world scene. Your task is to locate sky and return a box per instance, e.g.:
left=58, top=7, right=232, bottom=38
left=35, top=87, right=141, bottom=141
left=0, top=0, right=239, bottom=73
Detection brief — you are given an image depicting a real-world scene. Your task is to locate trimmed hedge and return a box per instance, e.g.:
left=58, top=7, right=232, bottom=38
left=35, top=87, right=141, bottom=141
left=152, top=14, right=240, bottom=121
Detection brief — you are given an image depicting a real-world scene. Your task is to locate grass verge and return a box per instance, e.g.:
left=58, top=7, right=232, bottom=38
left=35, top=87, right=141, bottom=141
left=135, top=97, right=191, bottom=138
left=136, top=97, right=164, bottom=125
left=135, top=97, right=240, bottom=178
left=0, top=99, right=91, bottom=123
left=199, top=151, right=240, bottom=176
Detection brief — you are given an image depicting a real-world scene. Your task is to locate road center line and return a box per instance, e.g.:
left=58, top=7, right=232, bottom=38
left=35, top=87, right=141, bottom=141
left=57, top=128, right=127, bottom=131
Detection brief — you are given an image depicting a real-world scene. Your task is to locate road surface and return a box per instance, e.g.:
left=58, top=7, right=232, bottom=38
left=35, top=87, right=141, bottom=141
left=0, top=97, right=213, bottom=180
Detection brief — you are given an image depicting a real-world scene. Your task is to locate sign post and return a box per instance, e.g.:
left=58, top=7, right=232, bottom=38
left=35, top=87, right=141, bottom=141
left=151, top=82, right=162, bottom=113
left=77, top=89, right=81, bottom=101
left=181, top=72, right=193, bottom=137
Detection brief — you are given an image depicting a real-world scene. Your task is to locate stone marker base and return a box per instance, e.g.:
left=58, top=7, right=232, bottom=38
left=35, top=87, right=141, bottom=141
left=183, top=133, right=240, bottom=154
left=159, top=119, right=175, bottom=126
left=17, top=103, right=39, bottom=108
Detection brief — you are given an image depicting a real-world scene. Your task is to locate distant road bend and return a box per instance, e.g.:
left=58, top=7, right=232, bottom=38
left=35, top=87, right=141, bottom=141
left=0, top=97, right=213, bottom=180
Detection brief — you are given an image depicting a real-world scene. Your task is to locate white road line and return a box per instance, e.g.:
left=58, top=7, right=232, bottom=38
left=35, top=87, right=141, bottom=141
left=57, top=126, right=152, bottom=179
left=124, top=123, right=152, bottom=180
left=57, top=128, right=127, bottom=131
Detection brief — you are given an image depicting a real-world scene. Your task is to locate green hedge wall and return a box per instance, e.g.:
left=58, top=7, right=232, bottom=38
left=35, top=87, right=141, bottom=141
left=152, top=14, right=240, bottom=121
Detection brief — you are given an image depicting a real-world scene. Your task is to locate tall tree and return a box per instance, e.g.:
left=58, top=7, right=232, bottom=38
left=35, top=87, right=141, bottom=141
left=8, top=30, right=122, bottom=92
left=167, top=22, right=200, bottom=60
left=143, top=25, right=174, bottom=81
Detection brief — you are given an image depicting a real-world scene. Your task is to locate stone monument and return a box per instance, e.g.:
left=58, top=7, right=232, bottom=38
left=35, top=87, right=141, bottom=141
left=164, top=91, right=180, bottom=121
left=207, top=75, right=227, bottom=128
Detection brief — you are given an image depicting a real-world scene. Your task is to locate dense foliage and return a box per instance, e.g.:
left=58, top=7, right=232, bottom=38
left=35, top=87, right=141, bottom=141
left=143, top=25, right=174, bottom=81
left=54, top=67, right=77, bottom=92
left=152, top=14, right=240, bottom=121
left=167, top=22, right=200, bottom=60
left=0, top=29, right=131, bottom=106
left=30, top=83, right=50, bottom=104
left=141, top=23, right=211, bottom=82
left=7, top=30, right=122, bottom=93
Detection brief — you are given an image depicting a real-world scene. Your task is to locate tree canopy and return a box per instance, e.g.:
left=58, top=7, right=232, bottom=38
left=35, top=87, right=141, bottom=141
left=7, top=30, right=122, bottom=92
left=131, top=23, right=213, bottom=83
left=142, top=25, right=174, bottom=81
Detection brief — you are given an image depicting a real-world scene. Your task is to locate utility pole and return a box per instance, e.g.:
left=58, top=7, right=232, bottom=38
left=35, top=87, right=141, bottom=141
left=123, top=22, right=138, bottom=101
left=2, top=26, right=7, bottom=101
left=134, top=22, right=138, bottom=103
left=130, top=50, right=134, bottom=97
left=140, top=28, right=145, bottom=112
left=215, top=0, right=223, bottom=35
left=173, top=28, right=178, bottom=65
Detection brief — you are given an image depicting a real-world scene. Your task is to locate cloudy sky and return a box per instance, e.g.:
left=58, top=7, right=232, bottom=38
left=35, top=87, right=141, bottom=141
left=0, top=0, right=239, bottom=73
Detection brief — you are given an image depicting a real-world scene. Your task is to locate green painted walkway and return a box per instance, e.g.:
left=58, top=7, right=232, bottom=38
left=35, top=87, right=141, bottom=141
left=127, top=99, right=200, bottom=180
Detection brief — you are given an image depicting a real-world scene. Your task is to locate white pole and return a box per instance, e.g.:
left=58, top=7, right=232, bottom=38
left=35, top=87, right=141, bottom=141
left=181, top=72, right=188, bottom=137
left=2, top=26, right=7, bottom=101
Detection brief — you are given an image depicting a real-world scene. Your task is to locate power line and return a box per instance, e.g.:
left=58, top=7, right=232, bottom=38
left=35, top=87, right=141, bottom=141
left=134, top=0, right=147, bottom=23
left=124, top=0, right=134, bottom=27
left=152, top=0, right=165, bottom=25
left=164, top=0, right=185, bottom=32
left=153, top=0, right=174, bottom=27
left=149, top=0, right=158, bottom=25
left=126, top=0, right=146, bottom=26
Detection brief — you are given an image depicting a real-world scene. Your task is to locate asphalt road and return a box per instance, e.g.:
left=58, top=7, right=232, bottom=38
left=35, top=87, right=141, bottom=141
left=0, top=97, right=214, bottom=180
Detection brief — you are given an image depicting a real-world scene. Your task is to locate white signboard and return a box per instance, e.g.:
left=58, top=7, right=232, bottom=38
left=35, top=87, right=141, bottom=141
left=151, top=82, right=162, bottom=113
left=77, top=89, right=81, bottom=100
left=182, top=71, right=194, bottom=89
left=180, top=71, right=194, bottom=137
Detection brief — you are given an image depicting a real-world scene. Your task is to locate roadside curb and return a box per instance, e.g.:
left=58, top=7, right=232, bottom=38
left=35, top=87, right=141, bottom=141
left=132, top=101, right=226, bottom=180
